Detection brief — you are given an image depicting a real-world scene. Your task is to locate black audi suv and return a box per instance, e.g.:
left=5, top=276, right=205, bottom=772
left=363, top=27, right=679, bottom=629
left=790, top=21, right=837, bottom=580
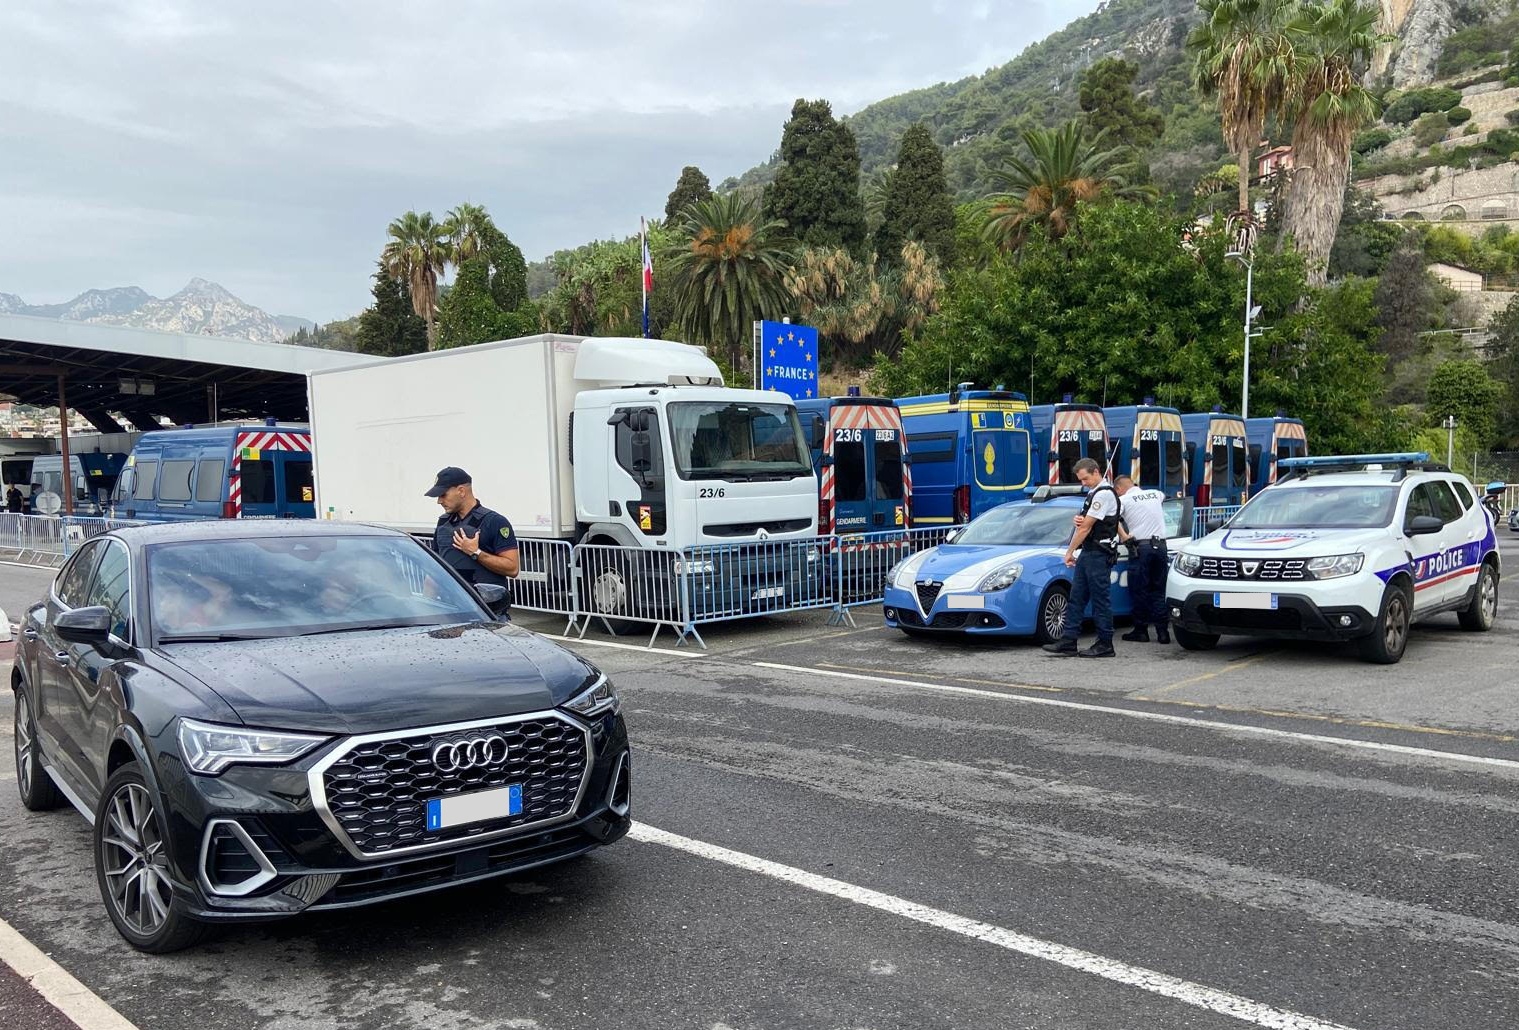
left=12, top=521, right=631, bottom=952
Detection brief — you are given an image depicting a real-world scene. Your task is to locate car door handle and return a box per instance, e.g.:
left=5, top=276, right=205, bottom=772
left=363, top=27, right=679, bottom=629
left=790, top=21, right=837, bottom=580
left=23, top=629, right=38, bottom=640
left=53, top=650, right=71, bottom=666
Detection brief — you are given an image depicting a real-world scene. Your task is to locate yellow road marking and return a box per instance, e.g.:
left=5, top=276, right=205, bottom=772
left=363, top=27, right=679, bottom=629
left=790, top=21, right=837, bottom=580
left=817, top=662, right=1065, bottom=693
left=1146, top=654, right=1274, bottom=696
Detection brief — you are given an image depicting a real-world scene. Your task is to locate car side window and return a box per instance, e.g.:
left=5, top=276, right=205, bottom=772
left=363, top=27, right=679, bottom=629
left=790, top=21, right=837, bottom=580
left=1450, top=480, right=1474, bottom=511
left=1404, top=484, right=1436, bottom=527
left=1428, top=481, right=1463, bottom=525
left=85, top=540, right=132, bottom=640
left=55, top=541, right=103, bottom=609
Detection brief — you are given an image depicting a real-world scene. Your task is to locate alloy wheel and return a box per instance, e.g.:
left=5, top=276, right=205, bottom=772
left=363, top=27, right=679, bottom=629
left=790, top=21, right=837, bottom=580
left=1384, top=592, right=1409, bottom=655
left=14, top=691, right=33, bottom=798
left=1043, top=592, right=1068, bottom=640
left=100, top=783, right=174, bottom=937
left=1480, top=569, right=1497, bottom=623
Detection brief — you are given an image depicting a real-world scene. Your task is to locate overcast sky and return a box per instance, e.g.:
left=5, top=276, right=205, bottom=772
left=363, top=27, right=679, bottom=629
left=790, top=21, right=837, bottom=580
left=1, top=1, right=1101, bottom=323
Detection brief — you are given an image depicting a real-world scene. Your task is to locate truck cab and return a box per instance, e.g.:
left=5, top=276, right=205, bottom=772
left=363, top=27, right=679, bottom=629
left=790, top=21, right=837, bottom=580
left=1029, top=403, right=1109, bottom=485
left=1104, top=405, right=1187, bottom=497
left=1180, top=411, right=1249, bottom=508
left=897, top=388, right=1031, bottom=525
left=1246, top=416, right=1309, bottom=492
left=794, top=396, right=909, bottom=534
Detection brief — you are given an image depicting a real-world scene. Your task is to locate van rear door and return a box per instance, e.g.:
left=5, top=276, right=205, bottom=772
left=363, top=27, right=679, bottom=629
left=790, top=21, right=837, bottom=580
left=970, top=411, right=1030, bottom=517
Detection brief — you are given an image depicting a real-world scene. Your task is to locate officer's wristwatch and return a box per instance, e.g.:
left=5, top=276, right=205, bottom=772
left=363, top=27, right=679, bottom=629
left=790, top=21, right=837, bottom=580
left=471, top=550, right=482, bottom=560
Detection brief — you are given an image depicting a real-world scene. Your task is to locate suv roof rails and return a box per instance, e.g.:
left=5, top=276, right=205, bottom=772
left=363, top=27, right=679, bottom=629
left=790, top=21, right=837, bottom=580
left=1276, top=452, right=1450, bottom=484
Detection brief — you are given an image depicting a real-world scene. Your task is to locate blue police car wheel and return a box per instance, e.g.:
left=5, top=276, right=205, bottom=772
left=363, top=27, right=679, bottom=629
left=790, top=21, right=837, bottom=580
left=1035, top=585, right=1069, bottom=645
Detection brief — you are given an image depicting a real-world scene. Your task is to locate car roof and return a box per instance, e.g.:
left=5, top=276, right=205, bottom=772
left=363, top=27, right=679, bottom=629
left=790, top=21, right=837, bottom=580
left=105, top=519, right=405, bottom=546
left=1270, top=469, right=1461, bottom=489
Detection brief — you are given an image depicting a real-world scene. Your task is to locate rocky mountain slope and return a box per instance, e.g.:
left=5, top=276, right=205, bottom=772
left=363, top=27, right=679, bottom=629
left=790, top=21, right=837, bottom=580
left=0, top=279, right=313, bottom=344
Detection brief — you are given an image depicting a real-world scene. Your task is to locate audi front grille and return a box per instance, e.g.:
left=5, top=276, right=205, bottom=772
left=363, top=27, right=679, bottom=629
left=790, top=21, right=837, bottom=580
left=309, top=712, right=592, bottom=860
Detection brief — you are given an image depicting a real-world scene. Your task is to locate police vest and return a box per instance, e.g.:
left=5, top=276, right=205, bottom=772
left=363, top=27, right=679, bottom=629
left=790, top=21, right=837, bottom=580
left=1082, top=485, right=1122, bottom=550
left=435, top=505, right=509, bottom=590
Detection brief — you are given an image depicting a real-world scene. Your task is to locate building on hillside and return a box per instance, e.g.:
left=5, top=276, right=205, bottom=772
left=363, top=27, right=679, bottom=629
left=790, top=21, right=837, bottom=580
left=1430, top=262, right=1483, bottom=292
left=1256, top=145, right=1294, bottom=181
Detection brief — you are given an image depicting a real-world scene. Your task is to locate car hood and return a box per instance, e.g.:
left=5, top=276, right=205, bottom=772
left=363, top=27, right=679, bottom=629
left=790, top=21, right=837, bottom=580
left=1182, top=527, right=1389, bottom=559
left=154, top=622, right=598, bottom=735
left=908, top=543, right=1065, bottom=590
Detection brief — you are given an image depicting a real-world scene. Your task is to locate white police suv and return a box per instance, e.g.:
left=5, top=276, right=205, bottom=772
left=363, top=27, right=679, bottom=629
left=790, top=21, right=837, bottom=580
left=1167, top=453, right=1500, bottom=664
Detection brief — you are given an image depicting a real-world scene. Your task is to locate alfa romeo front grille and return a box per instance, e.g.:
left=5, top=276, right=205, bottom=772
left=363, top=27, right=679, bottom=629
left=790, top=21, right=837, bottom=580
left=1198, top=558, right=1307, bottom=581
left=311, top=712, right=591, bottom=859
left=916, top=581, right=943, bottom=612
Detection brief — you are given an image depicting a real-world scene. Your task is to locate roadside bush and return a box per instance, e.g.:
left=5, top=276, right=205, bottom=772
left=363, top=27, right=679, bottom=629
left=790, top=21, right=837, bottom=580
left=1352, top=126, right=1394, bottom=154
left=1413, top=112, right=1450, bottom=147
left=1506, top=109, right=1519, bottom=128
left=1447, top=106, right=1472, bottom=126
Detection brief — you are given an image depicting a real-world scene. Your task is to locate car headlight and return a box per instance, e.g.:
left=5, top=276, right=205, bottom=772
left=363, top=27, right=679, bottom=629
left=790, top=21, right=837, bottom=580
left=888, top=549, right=931, bottom=589
left=178, top=719, right=328, bottom=776
left=562, top=675, right=619, bottom=718
left=1306, top=553, right=1364, bottom=580
left=1173, top=551, right=1201, bottom=576
left=978, top=562, right=1023, bottom=593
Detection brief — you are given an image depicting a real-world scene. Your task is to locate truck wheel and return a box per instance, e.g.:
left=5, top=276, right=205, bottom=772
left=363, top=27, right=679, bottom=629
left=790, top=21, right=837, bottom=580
left=583, top=557, right=642, bottom=636
left=1358, top=582, right=1411, bottom=664
left=1172, top=626, right=1219, bottom=651
left=1034, top=585, right=1069, bottom=645
left=1457, top=562, right=1498, bottom=632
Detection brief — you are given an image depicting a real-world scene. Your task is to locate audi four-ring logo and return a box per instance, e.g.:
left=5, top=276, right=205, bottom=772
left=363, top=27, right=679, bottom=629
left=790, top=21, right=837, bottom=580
left=431, top=734, right=509, bottom=772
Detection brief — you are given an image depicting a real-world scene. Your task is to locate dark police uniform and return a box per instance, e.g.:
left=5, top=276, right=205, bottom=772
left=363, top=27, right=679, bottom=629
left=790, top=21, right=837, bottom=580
left=434, top=502, right=517, bottom=613
left=1059, top=483, right=1121, bottom=648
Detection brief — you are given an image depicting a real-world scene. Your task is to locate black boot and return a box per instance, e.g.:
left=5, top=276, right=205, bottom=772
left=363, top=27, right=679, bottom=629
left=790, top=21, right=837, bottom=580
left=1079, top=640, right=1116, bottom=658
left=1042, top=640, right=1078, bottom=656
left=1154, top=623, right=1171, bottom=645
left=1121, top=626, right=1149, bottom=642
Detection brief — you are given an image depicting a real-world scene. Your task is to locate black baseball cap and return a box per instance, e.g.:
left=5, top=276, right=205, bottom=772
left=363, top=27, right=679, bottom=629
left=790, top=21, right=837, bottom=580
left=424, top=466, right=472, bottom=497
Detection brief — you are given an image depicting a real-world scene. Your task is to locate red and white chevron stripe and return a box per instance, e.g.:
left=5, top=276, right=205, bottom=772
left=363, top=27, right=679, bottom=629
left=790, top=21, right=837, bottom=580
left=228, top=429, right=312, bottom=516
left=1049, top=410, right=1107, bottom=484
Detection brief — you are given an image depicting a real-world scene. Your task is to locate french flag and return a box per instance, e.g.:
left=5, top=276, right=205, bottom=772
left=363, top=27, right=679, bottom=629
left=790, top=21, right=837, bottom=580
left=641, top=216, right=652, bottom=337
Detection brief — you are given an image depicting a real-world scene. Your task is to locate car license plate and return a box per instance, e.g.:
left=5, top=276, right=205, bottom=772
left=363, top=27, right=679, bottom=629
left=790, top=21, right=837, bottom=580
left=425, top=784, right=522, bottom=831
left=945, top=594, right=985, bottom=610
left=753, top=585, right=786, bottom=600
left=1213, top=592, right=1278, bottom=610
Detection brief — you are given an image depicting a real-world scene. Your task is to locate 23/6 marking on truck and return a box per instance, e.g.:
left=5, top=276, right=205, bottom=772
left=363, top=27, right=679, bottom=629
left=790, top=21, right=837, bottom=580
left=699, top=487, right=726, bottom=499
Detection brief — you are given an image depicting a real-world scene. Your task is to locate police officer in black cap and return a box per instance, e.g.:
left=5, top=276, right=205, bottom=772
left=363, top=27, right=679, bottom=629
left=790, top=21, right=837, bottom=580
left=426, top=467, right=519, bottom=617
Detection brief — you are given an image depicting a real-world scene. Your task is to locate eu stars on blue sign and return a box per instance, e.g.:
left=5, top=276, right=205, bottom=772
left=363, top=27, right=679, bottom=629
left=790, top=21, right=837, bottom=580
left=758, top=320, right=819, bottom=400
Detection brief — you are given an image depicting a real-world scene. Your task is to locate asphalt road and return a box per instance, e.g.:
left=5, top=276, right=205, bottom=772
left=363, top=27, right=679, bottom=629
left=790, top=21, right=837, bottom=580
left=2, top=536, right=1518, bottom=1030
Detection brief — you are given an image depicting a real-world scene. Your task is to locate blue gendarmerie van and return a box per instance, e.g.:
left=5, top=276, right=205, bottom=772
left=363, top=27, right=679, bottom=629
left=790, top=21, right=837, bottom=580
left=29, top=452, right=128, bottom=516
left=110, top=421, right=315, bottom=522
left=795, top=394, right=910, bottom=534
left=1245, top=415, right=1309, bottom=492
left=1180, top=410, right=1249, bottom=508
left=897, top=387, right=1032, bottom=526
left=1028, top=402, right=1110, bottom=487
left=1103, top=404, right=1188, bottom=498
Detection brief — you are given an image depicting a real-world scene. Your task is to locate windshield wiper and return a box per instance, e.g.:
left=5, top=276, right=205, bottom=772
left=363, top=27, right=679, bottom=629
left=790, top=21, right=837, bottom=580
left=294, top=621, right=411, bottom=637
left=157, top=632, right=277, bottom=643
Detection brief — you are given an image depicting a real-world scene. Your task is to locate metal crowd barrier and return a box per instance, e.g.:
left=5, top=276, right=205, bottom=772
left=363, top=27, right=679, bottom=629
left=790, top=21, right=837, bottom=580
left=511, top=538, right=578, bottom=632
left=1191, top=505, right=1242, bottom=539
left=829, top=526, right=954, bottom=626
left=573, top=542, right=692, bottom=646
left=0, top=512, right=145, bottom=566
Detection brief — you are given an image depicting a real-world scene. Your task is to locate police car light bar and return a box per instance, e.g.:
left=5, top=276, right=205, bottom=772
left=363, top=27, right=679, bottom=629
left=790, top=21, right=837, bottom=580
left=1277, top=452, right=1429, bottom=470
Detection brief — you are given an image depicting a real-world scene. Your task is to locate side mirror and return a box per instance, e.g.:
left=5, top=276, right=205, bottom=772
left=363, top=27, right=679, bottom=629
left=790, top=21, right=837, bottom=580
left=944, top=528, right=961, bottom=544
left=476, top=583, right=508, bottom=607
left=54, top=605, right=112, bottom=644
left=630, top=430, right=652, bottom=473
left=1406, top=514, right=1443, bottom=536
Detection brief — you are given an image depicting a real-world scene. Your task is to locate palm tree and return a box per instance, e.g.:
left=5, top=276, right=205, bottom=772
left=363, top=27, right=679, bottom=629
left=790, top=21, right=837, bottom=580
left=445, top=202, right=493, bottom=265
left=981, top=121, right=1153, bottom=253
left=666, top=192, right=796, bottom=373
left=1188, top=0, right=1297, bottom=229
left=381, top=211, right=452, bottom=350
left=1278, top=0, right=1388, bottom=284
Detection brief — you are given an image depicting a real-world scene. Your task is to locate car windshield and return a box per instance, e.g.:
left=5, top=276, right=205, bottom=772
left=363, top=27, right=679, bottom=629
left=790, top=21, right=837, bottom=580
left=1229, top=484, right=1399, bottom=530
left=953, top=503, right=1075, bottom=546
left=147, top=536, right=484, bottom=641
left=668, top=401, right=812, bottom=480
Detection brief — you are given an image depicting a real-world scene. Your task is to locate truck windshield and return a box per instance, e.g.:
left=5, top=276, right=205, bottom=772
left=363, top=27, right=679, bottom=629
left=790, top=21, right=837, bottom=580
left=669, top=402, right=812, bottom=480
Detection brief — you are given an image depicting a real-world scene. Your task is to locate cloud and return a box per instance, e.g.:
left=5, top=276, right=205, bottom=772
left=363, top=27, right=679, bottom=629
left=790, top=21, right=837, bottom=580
left=0, top=0, right=1099, bottom=321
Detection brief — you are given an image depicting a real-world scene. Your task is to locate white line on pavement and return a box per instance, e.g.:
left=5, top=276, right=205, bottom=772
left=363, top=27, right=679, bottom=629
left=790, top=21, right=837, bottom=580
left=630, top=822, right=1359, bottom=1030
left=754, top=662, right=1519, bottom=772
left=542, top=634, right=699, bottom=659
left=0, top=916, right=140, bottom=1030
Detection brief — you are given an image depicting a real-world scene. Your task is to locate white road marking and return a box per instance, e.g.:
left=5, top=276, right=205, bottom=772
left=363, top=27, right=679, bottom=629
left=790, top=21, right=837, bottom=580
left=542, top=634, right=698, bottom=659
left=630, top=823, right=1360, bottom=1030
left=0, top=916, right=141, bottom=1030
left=754, top=662, right=1519, bottom=772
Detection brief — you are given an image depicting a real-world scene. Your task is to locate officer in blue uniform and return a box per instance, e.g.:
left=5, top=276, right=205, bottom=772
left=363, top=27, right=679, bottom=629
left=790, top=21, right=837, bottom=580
left=426, top=467, right=520, bottom=617
left=1043, top=457, right=1121, bottom=657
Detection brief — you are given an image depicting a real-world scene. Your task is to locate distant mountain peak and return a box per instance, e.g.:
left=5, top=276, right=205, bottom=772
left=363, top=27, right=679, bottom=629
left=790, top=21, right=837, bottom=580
left=0, top=280, right=310, bottom=345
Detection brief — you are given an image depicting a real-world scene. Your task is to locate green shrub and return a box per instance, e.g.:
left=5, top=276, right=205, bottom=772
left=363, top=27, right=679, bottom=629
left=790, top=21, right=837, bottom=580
left=1447, top=106, right=1472, bottom=125
left=1506, top=109, right=1519, bottom=128
left=1464, top=124, right=1480, bottom=136
left=1383, top=87, right=1461, bottom=125
left=1352, top=126, right=1394, bottom=154
left=1413, top=111, right=1451, bottom=147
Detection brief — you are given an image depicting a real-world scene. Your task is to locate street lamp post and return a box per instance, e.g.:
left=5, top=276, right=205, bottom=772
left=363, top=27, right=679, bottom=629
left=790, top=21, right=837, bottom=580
left=1443, top=414, right=1458, bottom=467
left=1226, top=250, right=1260, bottom=420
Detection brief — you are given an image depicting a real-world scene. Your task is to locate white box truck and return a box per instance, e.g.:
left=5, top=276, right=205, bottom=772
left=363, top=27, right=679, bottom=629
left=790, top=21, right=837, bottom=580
left=306, top=334, right=822, bottom=622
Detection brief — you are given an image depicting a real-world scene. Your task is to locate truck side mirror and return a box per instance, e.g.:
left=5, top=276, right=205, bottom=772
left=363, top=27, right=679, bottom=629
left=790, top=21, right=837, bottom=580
left=808, top=419, right=825, bottom=450
left=631, top=431, right=652, bottom=474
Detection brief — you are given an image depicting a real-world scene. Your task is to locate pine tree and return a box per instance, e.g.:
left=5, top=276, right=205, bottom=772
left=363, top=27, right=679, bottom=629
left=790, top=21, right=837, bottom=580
left=354, top=264, right=428, bottom=357
left=1372, top=238, right=1437, bottom=372
left=763, top=99, right=868, bottom=253
left=1078, top=58, right=1165, bottom=151
left=664, top=166, right=713, bottom=223
left=872, top=124, right=956, bottom=267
